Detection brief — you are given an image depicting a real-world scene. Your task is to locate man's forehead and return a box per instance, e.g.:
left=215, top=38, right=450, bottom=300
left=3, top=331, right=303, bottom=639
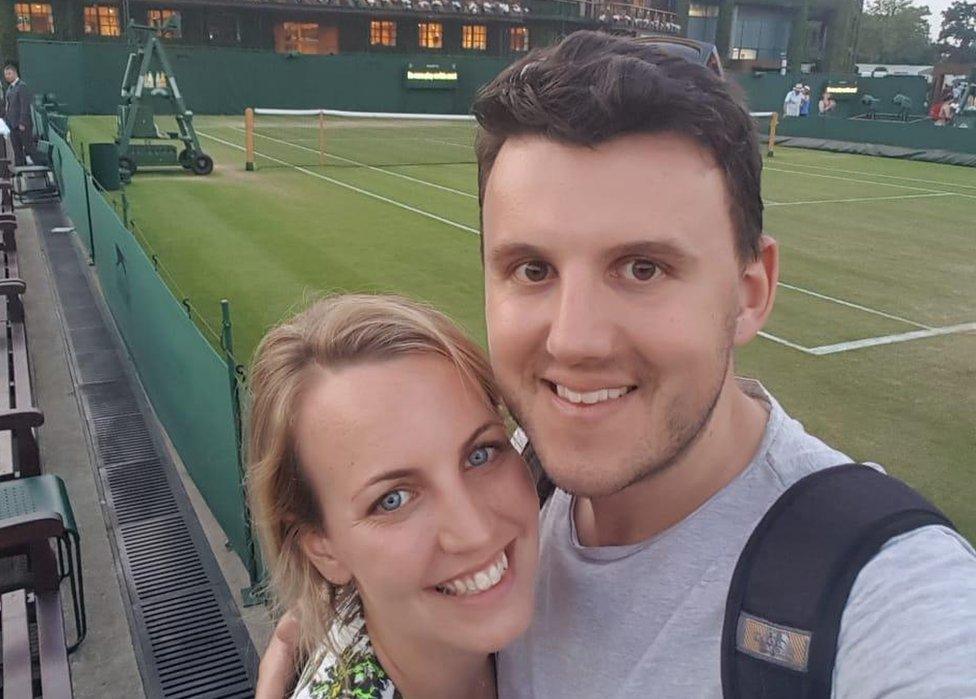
left=482, top=132, right=730, bottom=255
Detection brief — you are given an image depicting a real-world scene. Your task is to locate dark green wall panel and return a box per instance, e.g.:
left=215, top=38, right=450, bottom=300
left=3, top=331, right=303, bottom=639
left=19, top=38, right=513, bottom=114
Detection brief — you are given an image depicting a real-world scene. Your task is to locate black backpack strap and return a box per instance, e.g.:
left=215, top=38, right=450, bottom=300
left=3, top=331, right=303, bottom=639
left=520, top=438, right=556, bottom=506
left=721, top=463, right=955, bottom=699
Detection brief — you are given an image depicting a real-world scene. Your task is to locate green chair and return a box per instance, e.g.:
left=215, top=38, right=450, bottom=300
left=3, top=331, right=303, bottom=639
left=0, top=474, right=86, bottom=653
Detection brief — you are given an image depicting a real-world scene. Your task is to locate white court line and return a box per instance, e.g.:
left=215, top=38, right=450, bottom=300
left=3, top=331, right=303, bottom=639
left=773, top=159, right=976, bottom=191
left=765, top=166, right=976, bottom=199
left=778, top=282, right=931, bottom=330
left=232, top=126, right=478, bottom=199
left=198, top=131, right=481, bottom=236
left=808, top=322, right=976, bottom=355
left=766, top=192, right=955, bottom=207
left=757, top=331, right=815, bottom=354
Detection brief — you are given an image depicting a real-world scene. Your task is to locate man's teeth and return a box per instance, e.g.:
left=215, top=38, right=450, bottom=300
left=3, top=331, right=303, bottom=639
left=555, top=383, right=631, bottom=405
left=435, top=551, right=509, bottom=597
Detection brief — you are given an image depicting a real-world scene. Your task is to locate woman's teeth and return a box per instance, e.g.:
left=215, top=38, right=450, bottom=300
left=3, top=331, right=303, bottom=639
left=435, top=551, right=509, bottom=597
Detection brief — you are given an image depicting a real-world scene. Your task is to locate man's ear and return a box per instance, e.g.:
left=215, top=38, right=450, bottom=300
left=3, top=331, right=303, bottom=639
left=734, top=234, right=779, bottom=347
left=300, top=528, right=353, bottom=587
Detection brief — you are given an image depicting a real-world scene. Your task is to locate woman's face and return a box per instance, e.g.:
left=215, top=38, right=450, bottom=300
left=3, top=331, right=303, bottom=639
left=296, top=353, right=539, bottom=655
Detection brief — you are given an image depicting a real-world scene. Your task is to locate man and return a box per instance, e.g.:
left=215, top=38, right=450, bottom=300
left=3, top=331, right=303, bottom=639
left=474, top=31, right=976, bottom=697
left=3, top=62, right=32, bottom=166
left=783, top=82, right=803, bottom=117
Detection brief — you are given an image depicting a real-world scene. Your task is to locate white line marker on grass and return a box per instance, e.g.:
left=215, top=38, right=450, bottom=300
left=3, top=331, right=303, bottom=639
left=198, top=131, right=481, bottom=236
left=773, top=160, right=976, bottom=192
left=758, top=331, right=816, bottom=354
left=766, top=192, right=954, bottom=207
left=231, top=126, right=478, bottom=199
left=777, top=282, right=932, bottom=329
left=808, top=322, right=976, bottom=355
left=765, top=166, right=976, bottom=199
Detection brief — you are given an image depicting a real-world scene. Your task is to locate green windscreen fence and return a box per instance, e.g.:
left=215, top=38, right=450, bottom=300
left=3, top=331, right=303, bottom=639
left=48, top=129, right=259, bottom=586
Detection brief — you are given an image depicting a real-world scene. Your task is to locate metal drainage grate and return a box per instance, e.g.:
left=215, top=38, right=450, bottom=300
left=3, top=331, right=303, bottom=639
left=75, top=349, right=125, bottom=384
left=119, top=516, right=210, bottom=600
left=34, top=202, right=257, bottom=697
left=142, top=589, right=254, bottom=699
left=80, top=381, right=140, bottom=420
left=92, top=413, right=159, bottom=467
left=105, top=462, right=180, bottom=525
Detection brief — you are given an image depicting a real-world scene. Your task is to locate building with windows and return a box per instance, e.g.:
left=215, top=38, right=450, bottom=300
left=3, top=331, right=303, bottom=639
left=0, top=0, right=681, bottom=63
left=680, top=0, right=863, bottom=72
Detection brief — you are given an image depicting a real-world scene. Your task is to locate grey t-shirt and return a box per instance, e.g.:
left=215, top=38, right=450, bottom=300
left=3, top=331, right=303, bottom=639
left=498, top=379, right=976, bottom=698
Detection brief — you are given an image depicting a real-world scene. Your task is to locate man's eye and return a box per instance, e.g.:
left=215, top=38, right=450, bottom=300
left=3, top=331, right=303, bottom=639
left=513, top=261, right=551, bottom=283
left=467, top=445, right=498, bottom=468
left=376, top=489, right=412, bottom=513
left=620, top=259, right=660, bottom=282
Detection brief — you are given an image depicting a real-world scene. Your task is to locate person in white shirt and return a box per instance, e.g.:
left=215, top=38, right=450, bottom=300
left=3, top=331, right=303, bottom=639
left=783, top=83, right=803, bottom=117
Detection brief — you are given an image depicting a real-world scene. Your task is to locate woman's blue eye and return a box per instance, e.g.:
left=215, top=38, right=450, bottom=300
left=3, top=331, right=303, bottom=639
left=377, top=489, right=410, bottom=512
left=467, top=445, right=497, bottom=468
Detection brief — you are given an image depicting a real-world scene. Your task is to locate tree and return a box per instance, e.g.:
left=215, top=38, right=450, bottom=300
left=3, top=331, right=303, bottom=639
left=856, top=0, right=936, bottom=65
left=937, top=0, right=976, bottom=63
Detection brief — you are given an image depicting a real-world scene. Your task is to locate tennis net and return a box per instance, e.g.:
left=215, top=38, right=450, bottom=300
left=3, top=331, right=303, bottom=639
left=244, top=108, right=478, bottom=170
left=243, top=107, right=779, bottom=171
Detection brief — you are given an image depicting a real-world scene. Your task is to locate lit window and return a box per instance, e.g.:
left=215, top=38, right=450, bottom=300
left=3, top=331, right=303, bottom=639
left=509, top=26, right=529, bottom=52
left=147, top=8, right=177, bottom=37
left=461, top=24, right=486, bottom=50
left=370, top=20, right=396, bottom=47
left=15, top=3, right=54, bottom=34
left=688, top=3, right=719, bottom=17
left=418, top=22, right=443, bottom=49
left=279, top=22, right=320, bottom=54
left=730, top=47, right=758, bottom=60
left=84, top=5, right=120, bottom=37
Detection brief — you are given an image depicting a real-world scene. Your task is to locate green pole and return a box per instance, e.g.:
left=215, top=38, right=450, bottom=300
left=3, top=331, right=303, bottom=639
left=221, top=299, right=262, bottom=604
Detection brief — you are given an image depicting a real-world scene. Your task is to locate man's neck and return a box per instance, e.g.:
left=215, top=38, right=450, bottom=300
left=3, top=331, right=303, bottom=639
left=367, top=611, right=496, bottom=699
left=575, top=376, right=770, bottom=547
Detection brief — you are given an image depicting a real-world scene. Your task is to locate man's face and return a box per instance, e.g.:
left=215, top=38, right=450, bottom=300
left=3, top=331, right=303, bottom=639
left=482, top=133, right=745, bottom=497
left=3, top=68, right=15, bottom=84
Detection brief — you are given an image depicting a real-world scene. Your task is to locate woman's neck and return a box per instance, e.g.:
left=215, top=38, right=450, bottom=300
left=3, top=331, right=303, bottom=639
left=365, top=611, right=496, bottom=699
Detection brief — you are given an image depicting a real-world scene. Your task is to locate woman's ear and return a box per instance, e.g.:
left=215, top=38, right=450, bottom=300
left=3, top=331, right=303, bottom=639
left=300, top=528, right=353, bottom=587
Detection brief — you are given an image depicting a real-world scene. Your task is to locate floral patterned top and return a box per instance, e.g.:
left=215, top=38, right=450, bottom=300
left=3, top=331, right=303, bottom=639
left=292, top=616, right=400, bottom=699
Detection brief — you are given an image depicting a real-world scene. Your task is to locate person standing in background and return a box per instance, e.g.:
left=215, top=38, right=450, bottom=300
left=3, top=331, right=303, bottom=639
left=799, top=85, right=812, bottom=116
left=783, top=83, right=803, bottom=117
left=3, top=62, right=32, bottom=166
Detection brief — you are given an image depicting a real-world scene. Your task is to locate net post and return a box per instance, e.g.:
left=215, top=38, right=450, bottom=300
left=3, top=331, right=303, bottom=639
left=318, top=110, right=325, bottom=167
left=244, top=108, right=255, bottom=171
left=767, top=112, right=778, bottom=158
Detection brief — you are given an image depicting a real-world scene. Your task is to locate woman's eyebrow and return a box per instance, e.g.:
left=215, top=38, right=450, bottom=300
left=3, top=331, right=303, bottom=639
left=354, top=420, right=503, bottom=499
left=357, top=467, right=421, bottom=497
left=458, top=420, right=503, bottom=459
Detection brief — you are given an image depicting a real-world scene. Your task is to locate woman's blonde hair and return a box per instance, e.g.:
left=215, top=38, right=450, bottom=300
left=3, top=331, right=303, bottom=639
left=246, top=293, right=503, bottom=665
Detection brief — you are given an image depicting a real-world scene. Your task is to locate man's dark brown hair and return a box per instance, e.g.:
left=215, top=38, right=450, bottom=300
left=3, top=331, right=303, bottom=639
left=472, top=30, right=764, bottom=261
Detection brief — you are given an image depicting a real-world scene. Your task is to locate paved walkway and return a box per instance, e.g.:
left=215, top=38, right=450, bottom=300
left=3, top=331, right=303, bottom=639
left=19, top=208, right=144, bottom=698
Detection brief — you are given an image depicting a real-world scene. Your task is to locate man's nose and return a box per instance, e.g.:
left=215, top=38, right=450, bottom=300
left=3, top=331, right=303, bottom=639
left=545, top=272, right=615, bottom=366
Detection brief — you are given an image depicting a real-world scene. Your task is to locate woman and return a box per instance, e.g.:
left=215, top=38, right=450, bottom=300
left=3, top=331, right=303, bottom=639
left=818, top=91, right=836, bottom=116
left=248, top=294, right=540, bottom=698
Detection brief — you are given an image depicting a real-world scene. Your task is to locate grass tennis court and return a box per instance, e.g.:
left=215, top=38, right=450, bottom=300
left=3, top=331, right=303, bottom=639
left=67, top=115, right=976, bottom=541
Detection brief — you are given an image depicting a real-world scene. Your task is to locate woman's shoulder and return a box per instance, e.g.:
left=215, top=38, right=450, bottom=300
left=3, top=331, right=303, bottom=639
left=291, top=617, right=398, bottom=699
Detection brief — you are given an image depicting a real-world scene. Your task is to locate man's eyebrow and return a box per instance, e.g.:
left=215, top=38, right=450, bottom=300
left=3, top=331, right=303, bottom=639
left=603, top=239, right=695, bottom=262
left=486, top=242, right=547, bottom=266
